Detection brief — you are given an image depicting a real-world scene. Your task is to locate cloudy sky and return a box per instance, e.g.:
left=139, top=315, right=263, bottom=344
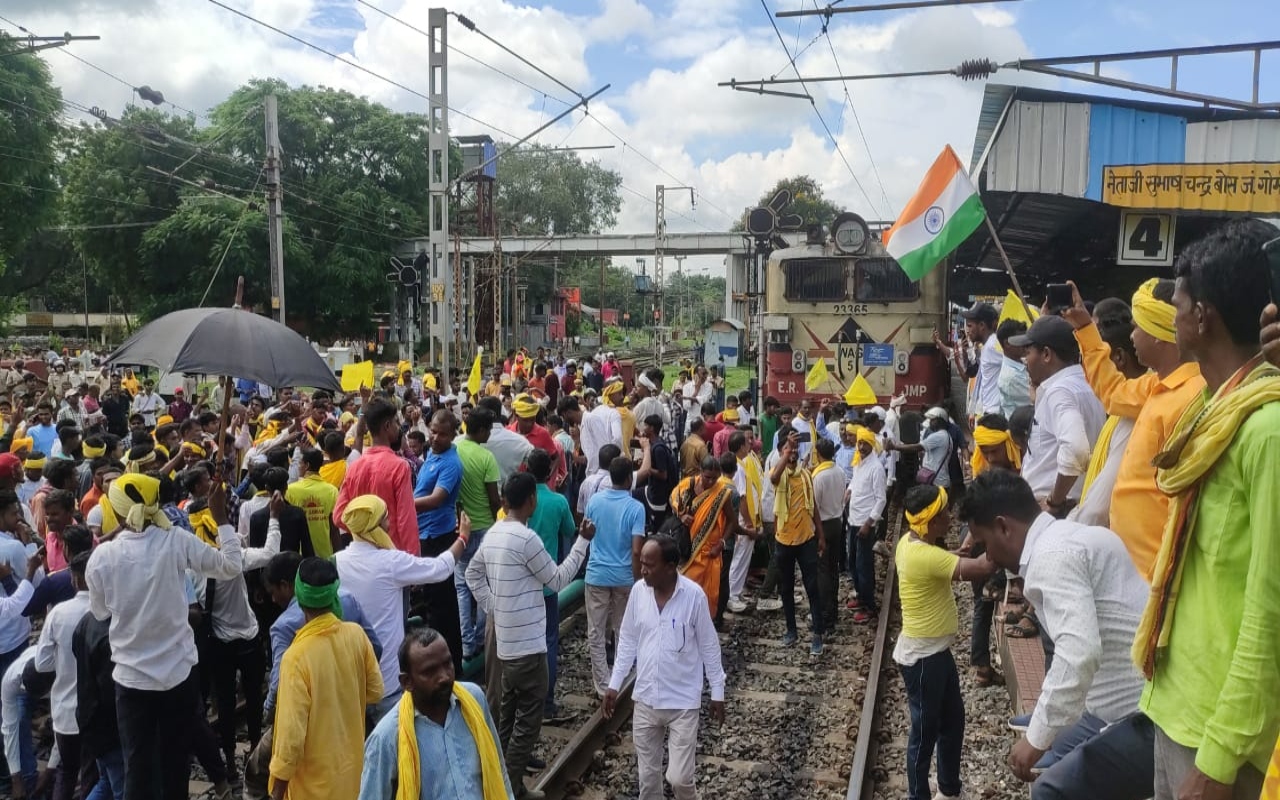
left=6, top=0, right=1277, bottom=273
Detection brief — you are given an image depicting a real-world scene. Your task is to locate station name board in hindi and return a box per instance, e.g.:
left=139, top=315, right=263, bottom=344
left=1102, top=162, right=1280, bottom=214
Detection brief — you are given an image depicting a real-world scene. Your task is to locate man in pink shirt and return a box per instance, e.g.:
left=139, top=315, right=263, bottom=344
left=508, top=393, right=566, bottom=488
left=333, top=398, right=418, bottom=554
left=712, top=408, right=739, bottom=458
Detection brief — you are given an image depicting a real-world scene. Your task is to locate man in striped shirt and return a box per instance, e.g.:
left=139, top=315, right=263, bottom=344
left=465, top=472, right=595, bottom=800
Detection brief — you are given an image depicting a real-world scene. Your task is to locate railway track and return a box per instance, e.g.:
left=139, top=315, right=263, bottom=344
left=528, top=515, right=904, bottom=800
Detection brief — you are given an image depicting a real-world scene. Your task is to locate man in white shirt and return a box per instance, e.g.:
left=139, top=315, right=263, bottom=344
left=961, top=302, right=1003, bottom=417
left=603, top=536, right=726, bottom=800
left=811, top=439, right=846, bottom=639
left=130, top=380, right=165, bottom=428
left=958, top=469, right=1154, bottom=800
left=85, top=475, right=244, bottom=800
left=475, top=397, right=534, bottom=484
left=466, top=472, right=593, bottom=800
left=577, top=443, right=621, bottom=516
left=334, top=493, right=465, bottom=724
left=34, top=552, right=92, bottom=800
left=579, top=388, right=621, bottom=475
left=1007, top=316, right=1106, bottom=514
left=846, top=426, right=886, bottom=624
left=726, top=433, right=763, bottom=614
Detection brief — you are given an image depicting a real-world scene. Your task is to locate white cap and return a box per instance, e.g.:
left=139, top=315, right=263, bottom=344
left=866, top=406, right=886, bottom=420
left=924, top=406, right=948, bottom=421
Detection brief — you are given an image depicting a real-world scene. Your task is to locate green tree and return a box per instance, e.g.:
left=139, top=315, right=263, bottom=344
left=0, top=35, right=65, bottom=324
left=735, top=174, right=845, bottom=231
left=494, top=144, right=622, bottom=236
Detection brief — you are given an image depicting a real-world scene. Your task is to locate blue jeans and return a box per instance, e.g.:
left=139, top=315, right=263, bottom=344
left=86, top=749, right=125, bottom=800
left=544, top=593, right=560, bottom=715
left=851, top=524, right=878, bottom=612
left=1033, top=714, right=1154, bottom=800
left=455, top=526, right=489, bottom=657
left=900, top=649, right=964, bottom=800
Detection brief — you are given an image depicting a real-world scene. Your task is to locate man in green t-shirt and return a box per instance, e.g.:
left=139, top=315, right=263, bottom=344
left=455, top=408, right=502, bottom=660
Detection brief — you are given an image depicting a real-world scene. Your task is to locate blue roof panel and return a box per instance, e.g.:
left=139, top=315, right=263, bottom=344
left=1085, top=104, right=1187, bottom=200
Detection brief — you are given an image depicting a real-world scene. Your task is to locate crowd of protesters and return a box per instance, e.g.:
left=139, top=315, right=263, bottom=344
left=0, top=217, right=1277, bottom=800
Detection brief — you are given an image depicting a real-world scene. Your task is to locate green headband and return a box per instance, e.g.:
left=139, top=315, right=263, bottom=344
left=294, top=573, right=343, bottom=620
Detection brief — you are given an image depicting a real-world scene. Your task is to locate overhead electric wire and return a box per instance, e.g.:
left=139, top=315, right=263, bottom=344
left=813, top=0, right=894, bottom=214
left=448, top=11, right=584, bottom=104
left=198, top=170, right=264, bottom=307
left=757, top=0, right=885, bottom=219
left=352, top=0, right=573, bottom=107
left=204, top=0, right=522, bottom=141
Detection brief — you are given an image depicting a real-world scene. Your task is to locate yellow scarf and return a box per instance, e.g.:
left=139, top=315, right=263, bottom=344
left=852, top=426, right=879, bottom=466
left=98, top=496, right=120, bottom=538
left=341, top=494, right=396, bottom=551
left=395, top=686, right=506, bottom=800
left=970, top=426, right=1022, bottom=476
left=738, top=453, right=763, bottom=528
left=811, top=459, right=835, bottom=479
left=254, top=419, right=283, bottom=447
left=319, top=459, right=347, bottom=489
left=1263, top=738, right=1280, bottom=800
left=1133, top=357, right=1280, bottom=678
left=773, top=464, right=814, bottom=528
left=1079, top=415, right=1121, bottom=505
left=905, top=487, right=948, bottom=536
left=188, top=506, right=220, bottom=548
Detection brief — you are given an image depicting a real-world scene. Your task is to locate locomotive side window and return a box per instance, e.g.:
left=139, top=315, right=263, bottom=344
left=855, top=258, right=920, bottom=302
left=782, top=258, right=847, bottom=302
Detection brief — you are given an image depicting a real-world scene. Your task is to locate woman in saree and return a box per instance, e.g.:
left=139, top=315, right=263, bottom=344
left=670, top=455, right=738, bottom=616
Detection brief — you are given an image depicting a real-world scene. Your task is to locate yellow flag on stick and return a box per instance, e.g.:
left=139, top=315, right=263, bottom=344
left=339, top=359, right=374, bottom=392
left=466, top=347, right=484, bottom=396
left=844, top=374, right=877, bottom=406
left=805, top=357, right=831, bottom=391
left=997, top=289, right=1038, bottom=328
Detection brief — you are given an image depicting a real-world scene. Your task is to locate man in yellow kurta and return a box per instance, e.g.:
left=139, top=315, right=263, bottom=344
left=1063, top=279, right=1204, bottom=579
left=270, top=558, right=383, bottom=800
left=767, top=433, right=826, bottom=654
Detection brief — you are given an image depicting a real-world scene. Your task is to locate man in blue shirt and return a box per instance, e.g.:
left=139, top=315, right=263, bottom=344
left=583, top=456, right=646, bottom=698
left=25, top=405, right=57, bottom=464
left=359, top=627, right=512, bottom=800
left=413, top=410, right=465, bottom=674
left=243, top=551, right=382, bottom=800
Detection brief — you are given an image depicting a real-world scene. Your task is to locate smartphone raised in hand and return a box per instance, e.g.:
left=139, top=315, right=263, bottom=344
left=1046, top=283, right=1073, bottom=315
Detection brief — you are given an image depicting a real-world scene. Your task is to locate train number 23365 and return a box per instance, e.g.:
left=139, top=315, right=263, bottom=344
left=832, top=304, right=869, bottom=315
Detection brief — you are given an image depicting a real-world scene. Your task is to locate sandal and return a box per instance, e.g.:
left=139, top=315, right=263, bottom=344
left=1004, top=613, right=1040, bottom=639
left=852, top=609, right=875, bottom=625
left=973, top=666, right=1005, bottom=687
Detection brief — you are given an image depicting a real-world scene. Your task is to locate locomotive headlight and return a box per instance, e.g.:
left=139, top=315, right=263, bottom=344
left=831, top=212, right=870, bottom=256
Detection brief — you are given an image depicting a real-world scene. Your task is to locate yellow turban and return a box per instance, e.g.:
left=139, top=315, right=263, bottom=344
left=1131, top=278, right=1176, bottom=344
left=107, top=473, right=172, bottom=532
left=971, top=426, right=1022, bottom=476
left=341, top=494, right=395, bottom=550
left=722, top=408, right=740, bottom=423
left=125, top=449, right=157, bottom=474
left=183, top=442, right=208, bottom=458
left=602, top=380, right=624, bottom=406
left=905, top=487, right=948, bottom=536
left=82, top=442, right=107, bottom=458
left=852, top=425, right=879, bottom=465
left=23, top=456, right=45, bottom=471
left=156, top=414, right=174, bottom=427
left=9, top=437, right=33, bottom=455
left=512, top=393, right=540, bottom=419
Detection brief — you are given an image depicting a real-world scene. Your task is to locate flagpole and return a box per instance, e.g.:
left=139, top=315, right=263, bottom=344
left=982, top=214, right=1035, bottom=322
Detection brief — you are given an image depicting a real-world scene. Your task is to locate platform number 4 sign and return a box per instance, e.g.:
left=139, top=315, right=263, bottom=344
left=1117, top=210, right=1176, bottom=267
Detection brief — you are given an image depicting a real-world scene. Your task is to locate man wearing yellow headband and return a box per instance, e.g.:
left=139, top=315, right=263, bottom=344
left=768, top=433, right=825, bottom=654
left=846, top=425, right=886, bottom=625
left=893, top=484, right=997, bottom=800
left=84, top=475, right=246, bottom=800
left=1062, top=279, right=1204, bottom=578
left=508, top=393, right=566, bottom=489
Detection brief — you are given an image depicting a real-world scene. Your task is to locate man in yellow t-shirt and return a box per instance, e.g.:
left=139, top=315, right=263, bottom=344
left=767, top=432, right=825, bottom=655
left=286, top=450, right=340, bottom=558
left=893, top=484, right=998, bottom=800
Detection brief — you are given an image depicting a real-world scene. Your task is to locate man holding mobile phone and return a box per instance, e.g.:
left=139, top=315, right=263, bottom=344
left=959, top=302, right=1003, bottom=418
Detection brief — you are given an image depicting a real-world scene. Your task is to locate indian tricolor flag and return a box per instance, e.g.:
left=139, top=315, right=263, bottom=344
left=883, top=145, right=985, bottom=280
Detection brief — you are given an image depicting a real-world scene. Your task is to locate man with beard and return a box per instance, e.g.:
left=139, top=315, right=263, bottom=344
left=334, top=398, right=419, bottom=555
left=359, top=627, right=511, bottom=800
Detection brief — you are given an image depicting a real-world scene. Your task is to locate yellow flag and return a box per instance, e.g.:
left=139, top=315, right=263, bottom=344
left=997, top=289, right=1038, bottom=328
left=805, top=357, right=831, bottom=391
left=466, top=347, right=484, bottom=396
left=340, top=359, right=374, bottom=391
left=844, top=373, right=877, bottom=406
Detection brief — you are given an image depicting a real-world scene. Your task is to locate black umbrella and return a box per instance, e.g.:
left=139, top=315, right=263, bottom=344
left=106, top=307, right=341, bottom=392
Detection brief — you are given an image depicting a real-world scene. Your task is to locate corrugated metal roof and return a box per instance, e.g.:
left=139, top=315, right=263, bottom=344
left=986, top=101, right=1091, bottom=196
left=1084, top=105, right=1187, bottom=200
left=1185, top=119, right=1280, bottom=162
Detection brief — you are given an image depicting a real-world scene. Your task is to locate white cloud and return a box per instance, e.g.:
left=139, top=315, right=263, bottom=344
left=18, top=0, right=1046, bottom=263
